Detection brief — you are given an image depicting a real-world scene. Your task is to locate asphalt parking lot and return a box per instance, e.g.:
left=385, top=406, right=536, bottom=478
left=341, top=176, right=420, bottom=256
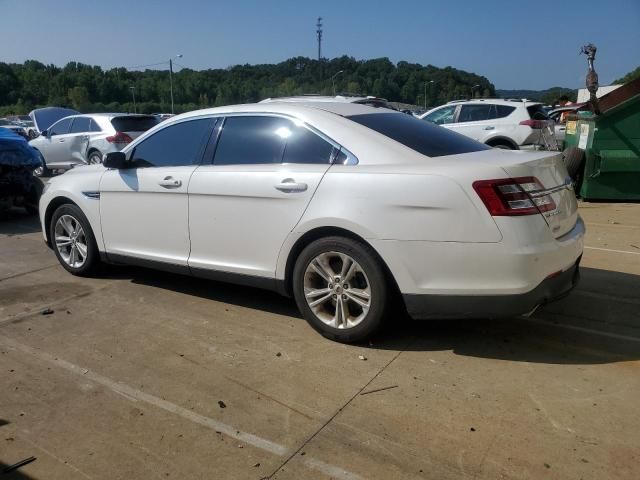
left=1, top=202, right=639, bottom=480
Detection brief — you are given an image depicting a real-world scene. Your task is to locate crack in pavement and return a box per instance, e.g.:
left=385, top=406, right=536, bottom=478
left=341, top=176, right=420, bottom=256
left=261, top=347, right=407, bottom=480
left=0, top=264, right=58, bottom=283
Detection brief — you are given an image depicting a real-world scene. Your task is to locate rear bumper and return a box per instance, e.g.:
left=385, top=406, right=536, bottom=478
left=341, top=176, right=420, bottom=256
left=404, top=256, right=580, bottom=320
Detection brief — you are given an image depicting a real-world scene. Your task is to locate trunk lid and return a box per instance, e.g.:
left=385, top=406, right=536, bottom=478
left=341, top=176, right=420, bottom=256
left=500, top=151, right=578, bottom=238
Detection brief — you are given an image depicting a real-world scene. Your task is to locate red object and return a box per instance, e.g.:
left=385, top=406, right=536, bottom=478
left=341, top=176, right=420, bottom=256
left=106, top=132, right=133, bottom=144
left=519, top=119, right=546, bottom=129
left=473, top=176, right=556, bottom=216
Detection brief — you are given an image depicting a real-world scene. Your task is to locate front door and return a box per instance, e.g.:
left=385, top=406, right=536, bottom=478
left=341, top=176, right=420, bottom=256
left=188, top=115, right=334, bottom=279
left=42, top=117, right=74, bottom=167
left=446, top=104, right=496, bottom=141
left=100, top=117, right=216, bottom=267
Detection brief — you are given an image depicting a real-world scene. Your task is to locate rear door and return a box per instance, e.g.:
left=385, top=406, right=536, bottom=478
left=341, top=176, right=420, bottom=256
left=68, top=116, right=93, bottom=164
left=447, top=104, right=496, bottom=141
left=188, top=115, right=334, bottom=279
left=501, top=152, right=578, bottom=238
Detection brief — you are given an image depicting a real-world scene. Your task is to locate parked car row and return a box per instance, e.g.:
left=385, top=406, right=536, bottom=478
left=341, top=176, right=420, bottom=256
left=29, top=112, right=159, bottom=176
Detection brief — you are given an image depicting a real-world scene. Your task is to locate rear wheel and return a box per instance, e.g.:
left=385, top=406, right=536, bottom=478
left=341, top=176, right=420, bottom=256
left=487, top=140, right=515, bottom=150
left=88, top=150, right=103, bottom=164
left=292, top=236, right=390, bottom=343
left=50, top=204, right=100, bottom=276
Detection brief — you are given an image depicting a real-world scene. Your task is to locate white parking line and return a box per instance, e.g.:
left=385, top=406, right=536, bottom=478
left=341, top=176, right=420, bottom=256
left=0, top=334, right=363, bottom=480
left=584, top=246, right=640, bottom=256
left=525, top=318, right=640, bottom=344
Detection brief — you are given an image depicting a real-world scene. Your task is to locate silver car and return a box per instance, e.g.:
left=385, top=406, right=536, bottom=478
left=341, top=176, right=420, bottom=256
left=29, top=113, right=159, bottom=174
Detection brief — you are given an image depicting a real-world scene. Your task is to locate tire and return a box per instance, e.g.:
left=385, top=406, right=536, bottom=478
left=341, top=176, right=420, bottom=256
left=292, top=236, right=390, bottom=343
left=563, top=146, right=585, bottom=178
left=87, top=150, right=103, bottom=164
left=49, top=204, right=100, bottom=276
left=32, top=150, right=50, bottom=177
left=487, top=140, right=515, bottom=150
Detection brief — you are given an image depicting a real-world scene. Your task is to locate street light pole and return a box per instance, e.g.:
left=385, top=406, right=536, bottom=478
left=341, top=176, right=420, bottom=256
left=331, top=70, right=344, bottom=96
left=169, top=54, right=183, bottom=114
left=425, top=80, right=435, bottom=109
left=471, top=84, right=480, bottom=99
left=130, top=86, right=136, bottom=113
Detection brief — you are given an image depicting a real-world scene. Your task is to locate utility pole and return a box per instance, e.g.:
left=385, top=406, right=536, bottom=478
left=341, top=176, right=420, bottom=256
left=130, top=86, right=136, bottom=113
left=169, top=54, right=183, bottom=114
left=316, top=17, right=323, bottom=61
left=424, top=80, right=434, bottom=109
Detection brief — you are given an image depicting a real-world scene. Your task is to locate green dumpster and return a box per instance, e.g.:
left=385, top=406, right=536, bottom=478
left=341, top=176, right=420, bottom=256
left=563, top=77, right=640, bottom=201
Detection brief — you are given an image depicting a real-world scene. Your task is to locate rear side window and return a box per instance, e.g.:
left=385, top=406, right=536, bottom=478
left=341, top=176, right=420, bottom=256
left=89, top=119, right=102, bottom=132
left=215, top=116, right=287, bottom=165
left=496, top=105, right=516, bottom=118
left=457, top=104, right=496, bottom=123
left=111, top=116, right=159, bottom=132
left=347, top=112, right=490, bottom=157
left=527, top=104, right=549, bottom=120
left=214, top=116, right=335, bottom=166
left=282, top=124, right=334, bottom=164
left=70, top=117, right=91, bottom=133
left=130, top=118, right=214, bottom=168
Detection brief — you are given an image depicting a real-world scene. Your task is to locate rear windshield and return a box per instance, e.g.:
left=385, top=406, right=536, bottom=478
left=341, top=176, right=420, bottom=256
left=346, top=112, right=490, bottom=157
left=111, top=116, right=159, bottom=132
left=527, top=104, right=549, bottom=120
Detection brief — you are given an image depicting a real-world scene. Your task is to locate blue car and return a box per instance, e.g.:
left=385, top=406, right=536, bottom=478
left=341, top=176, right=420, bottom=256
left=0, top=127, right=43, bottom=214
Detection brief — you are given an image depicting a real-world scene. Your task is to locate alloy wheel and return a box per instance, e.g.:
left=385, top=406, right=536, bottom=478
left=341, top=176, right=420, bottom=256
left=54, top=214, right=88, bottom=268
left=303, top=251, right=372, bottom=329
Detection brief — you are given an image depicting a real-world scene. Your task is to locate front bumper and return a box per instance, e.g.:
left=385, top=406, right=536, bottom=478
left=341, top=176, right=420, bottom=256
left=403, top=256, right=581, bottom=320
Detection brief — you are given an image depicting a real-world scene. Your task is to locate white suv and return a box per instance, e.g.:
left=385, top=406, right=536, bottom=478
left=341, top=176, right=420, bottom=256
left=419, top=99, right=556, bottom=150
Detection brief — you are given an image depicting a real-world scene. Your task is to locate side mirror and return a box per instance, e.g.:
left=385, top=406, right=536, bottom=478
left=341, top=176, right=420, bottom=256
left=103, top=151, right=127, bottom=169
left=40, top=129, right=48, bottom=138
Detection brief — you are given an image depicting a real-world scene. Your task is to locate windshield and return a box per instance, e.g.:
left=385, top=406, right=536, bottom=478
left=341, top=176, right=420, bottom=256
left=111, top=116, right=160, bottom=132
left=346, top=112, right=490, bottom=157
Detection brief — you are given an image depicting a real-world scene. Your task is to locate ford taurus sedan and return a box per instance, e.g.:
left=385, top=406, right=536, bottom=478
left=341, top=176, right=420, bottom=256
left=39, top=102, right=584, bottom=343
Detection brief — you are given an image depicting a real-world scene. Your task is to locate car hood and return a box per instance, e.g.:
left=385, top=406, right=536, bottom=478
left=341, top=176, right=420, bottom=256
left=0, top=127, right=41, bottom=168
left=29, top=107, right=80, bottom=132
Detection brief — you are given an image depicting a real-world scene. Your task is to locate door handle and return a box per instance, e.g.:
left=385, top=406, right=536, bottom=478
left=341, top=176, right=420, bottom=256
left=158, top=176, right=182, bottom=188
left=57, top=139, right=66, bottom=142
left=483, top=126, right=495, bottom=130
left=275, top=178, right=307, bottom=192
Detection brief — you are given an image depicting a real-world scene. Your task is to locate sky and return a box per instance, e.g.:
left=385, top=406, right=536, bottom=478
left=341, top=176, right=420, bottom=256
left=2, top=0, right=639, bottom=90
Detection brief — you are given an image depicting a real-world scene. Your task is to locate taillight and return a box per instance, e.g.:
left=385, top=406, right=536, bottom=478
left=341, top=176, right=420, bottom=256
left=519, top=119, right=546, bottom=129
left=473, top=176, right=556, bottom=216
left=106, top=132, right=133, bottom=144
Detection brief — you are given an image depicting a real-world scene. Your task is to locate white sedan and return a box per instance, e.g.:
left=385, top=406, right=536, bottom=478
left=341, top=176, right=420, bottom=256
left=39, top=102, right=584, bottom=343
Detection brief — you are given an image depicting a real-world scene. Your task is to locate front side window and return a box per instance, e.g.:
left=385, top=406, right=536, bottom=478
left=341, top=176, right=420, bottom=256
left=457, top=105, right=495, bottom=123
left=424, top=105, right=457, bottom=125
left=49, top=118, right=73, bottom=136
left=348, top=112, right=490, bottom=158
left=130, top=118, right=214, bottom=168
left=70, top=117, right=91, bottom=133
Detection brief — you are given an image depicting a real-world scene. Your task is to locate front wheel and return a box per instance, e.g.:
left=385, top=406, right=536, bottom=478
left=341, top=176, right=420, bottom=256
left=292, top=236, right=390, bottom=343
left=50, top=204, right=100, bottom=276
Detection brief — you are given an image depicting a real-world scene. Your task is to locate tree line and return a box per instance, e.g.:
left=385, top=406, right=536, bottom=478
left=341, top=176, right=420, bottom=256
left=0, top=56, right=495, bottom=115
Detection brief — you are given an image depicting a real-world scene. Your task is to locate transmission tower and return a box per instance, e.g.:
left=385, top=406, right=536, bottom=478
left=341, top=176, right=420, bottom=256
left=316, top=17, right=323, bottom=61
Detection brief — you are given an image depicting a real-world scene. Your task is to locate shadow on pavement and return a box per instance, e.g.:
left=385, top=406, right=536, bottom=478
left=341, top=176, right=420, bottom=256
left=0, top=461, right=37, bottom=479
left=96, top=264, right=640, bottom=366
left=0, top=209, right=41, bottom=235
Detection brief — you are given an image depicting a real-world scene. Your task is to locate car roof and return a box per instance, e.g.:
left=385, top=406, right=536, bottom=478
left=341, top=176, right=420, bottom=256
left=169, top=101, right=395, bottom=121
left=260, top=95, right=388, bottom=104
left=446, top=98, right=542, bottom=106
